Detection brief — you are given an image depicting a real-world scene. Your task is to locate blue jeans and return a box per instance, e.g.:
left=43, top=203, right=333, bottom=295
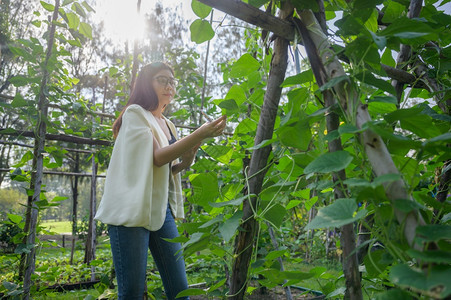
left=108, top=205, right=189, bottom=300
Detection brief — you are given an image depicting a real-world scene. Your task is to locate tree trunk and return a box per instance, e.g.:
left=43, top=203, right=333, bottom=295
left=229, top=5, right=292, bottom=298
left=21, top=1, right=60, bottom=298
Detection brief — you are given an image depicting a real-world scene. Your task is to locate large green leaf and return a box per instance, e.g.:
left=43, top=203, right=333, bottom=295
left=305, top=198, right=367, bottom=230
left=66, top=12, right=80, bottom=30
left=278, top=118, right=311, bottom=151
left=406, top=249, right=451, bottom=264
left=262, top=203, right=286, bottom=228
left=280, top=70, right=313, bottom=87
left=381, top=1, right=406, bottom=23
left=389, top=264, right=451, bottom=298
left=219, top=211, right=243, bottom=242
left=40, top=1, right=55, bottom=11
left=364, top=249, right=392, bottom=277
left=225, top=85, right=246, bottom=105
left=79, top=22, right=92, bottom=39
left=303, top=151, right=353, bottom=174
left=203, top=144, right=233, bottom=164
left=385, top=107, right=442, bottom=138
left=191, top=0, right=211, bottom=19
left=189, top=173, right=219, bottom=207
left=190, top=19, right=214, bottom=44
left=353, top=0, right=383, bottom=10
left=230, top=53, right=260, bottom=78
left=375, top=289, right=413, bottom=300
left=416, top=224, right=451, bottom=242
left=380, top=17, right=438, bottom=40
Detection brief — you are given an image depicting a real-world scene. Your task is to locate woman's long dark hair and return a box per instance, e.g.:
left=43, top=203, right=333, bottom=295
left=112, top=62, right=174, bottom=138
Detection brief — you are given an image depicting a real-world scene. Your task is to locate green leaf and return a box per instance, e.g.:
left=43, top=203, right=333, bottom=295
left=416, top=225, right=451, bottom=242
left=11, top=94, right=28, bottom=107
left=355, top=72, right=395, bottom=94
left=286, top=200, right=302, bottom=210
left=381, top=1, right=405, bottom=23
left=209, top=195, right=249, bottom=208
left=280, top=70, right=313, bottom=87
left=66, top=12, right=80, bottom=30
left=72, top=2, right=87, bottom=18
left=190, top=19, right=215, bottom=44
left=9, top=75, right=35, bottom=87
left=40, top=1, right=55, bottom=11
left=306, top=198, right=367, bottom=230
left=208, top=278, right=227, bottom=292
left=234, top=118, right=257, bottom=135
left=62, top=0, right=75, bottom=6
left=380, top=17, right=437, bottom=40
left=318, top=75, right=348, bottom=92
left=189, top=173, right=219, bottom=208
left=338, top=124, right=362, bottom=135
left=79, top=22, right=92, bottom=39
left=278, top=118, right=311, bottom=151
left=424, top=132, right=451, bottom=145
left=406, top=249, right=451, bottom=264
left=304, top=151, right=353, bottom=174
left=203, top=144, right=233, bottom=164
left=381, top=48, right=396, bottom=67
left=353, top=0, right=383, bottom=10
left=214, top=99, right=240, bottom=116
left=364, top=250, right=391, bottom=277
left=191, top=0, right=212, bottom=18
left=225, top=85, right=246, bottom=105
left=246, top=138, right=276, bottom=150
left=375, top=289, right=413, bottom=300
left=385, top=107, right=441, bottom=138
left=291, top=0, right=319, bottom=11
left=389, top=264, right=451, bottom=299
left=198, top=215, right=223, bottom=229
left=230, top=53, right=260, bottom=78
left=7, top=213, right=22, bottom=224
left=8, top=45, right=33, bottom=60
left=393, top=199, right=425, bottom=213
left=176, top=288, right=207, bottom=297
left=81, top=1, right=95, bottom=12
left=305, top=196, right=319, bottom=211
left=262, top=203, right=286, bottom=228
left=369, top=31, right=386, bottom=49
left=219, top=211, right=242, bottom=242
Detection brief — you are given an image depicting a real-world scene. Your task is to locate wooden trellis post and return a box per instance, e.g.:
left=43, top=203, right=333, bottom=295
left=21, top=1, right=60, bottom=298
left=229, top=3, right=293, bottom=299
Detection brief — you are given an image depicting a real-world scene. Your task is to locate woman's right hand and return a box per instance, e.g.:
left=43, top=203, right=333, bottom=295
left=198, top=115, right=227, bottom=139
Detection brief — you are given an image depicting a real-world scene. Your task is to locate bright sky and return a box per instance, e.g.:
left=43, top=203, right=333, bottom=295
left=93, top=0, right=197, bottom=44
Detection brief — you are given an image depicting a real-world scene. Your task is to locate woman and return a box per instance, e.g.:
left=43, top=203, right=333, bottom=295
left=95, top=62, right=226, bottom=299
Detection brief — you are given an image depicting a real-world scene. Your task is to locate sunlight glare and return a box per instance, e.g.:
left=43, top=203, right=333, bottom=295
left=95, top=0, right=146, bottom=43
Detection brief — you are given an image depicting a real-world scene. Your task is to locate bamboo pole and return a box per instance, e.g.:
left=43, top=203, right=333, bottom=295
left=296, top=10, right=425, bottom=249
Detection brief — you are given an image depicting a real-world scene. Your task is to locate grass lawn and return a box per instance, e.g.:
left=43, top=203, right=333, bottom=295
left=41, top=220, right=73, bottom=234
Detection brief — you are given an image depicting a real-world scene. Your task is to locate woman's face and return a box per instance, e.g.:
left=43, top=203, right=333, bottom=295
left=152, top=69, right=177, bottom=107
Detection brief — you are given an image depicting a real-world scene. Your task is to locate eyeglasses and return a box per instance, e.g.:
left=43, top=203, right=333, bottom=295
left=154, top=76, right=178, bottom=88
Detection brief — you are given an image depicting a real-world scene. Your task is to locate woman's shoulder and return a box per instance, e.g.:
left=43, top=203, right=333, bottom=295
left=125, top=104, right=146, bottom=114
